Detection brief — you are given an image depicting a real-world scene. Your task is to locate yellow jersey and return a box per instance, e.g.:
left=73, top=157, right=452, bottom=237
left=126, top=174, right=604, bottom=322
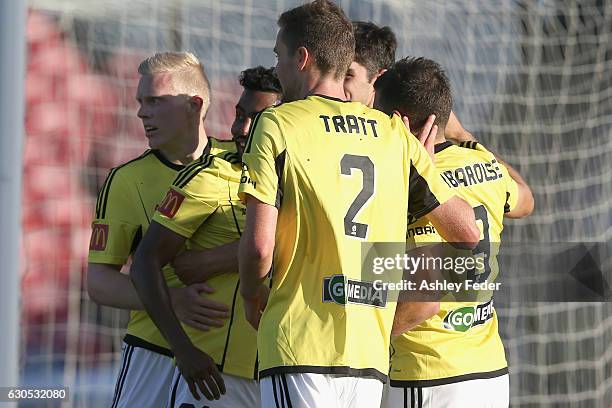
left=238, top=95, right=453, bottom=381
left=88, top=138, right=234, bottom=355
left=390, top=140, right=519, bottom=386
left=152, top=152, right=258, bottom=379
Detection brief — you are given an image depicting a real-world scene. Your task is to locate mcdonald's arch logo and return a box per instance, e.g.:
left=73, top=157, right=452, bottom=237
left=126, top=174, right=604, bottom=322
left=89, top=224, right=109, bottom=251
left=157, top=189, right=185, bottom=218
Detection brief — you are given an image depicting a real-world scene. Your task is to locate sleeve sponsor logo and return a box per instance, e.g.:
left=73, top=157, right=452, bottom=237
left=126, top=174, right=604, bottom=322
left=157, top=189, right=185, bottom=218
left=89, top=224, right=109, bottom=251
left=322, top=274, right=387, bottom=308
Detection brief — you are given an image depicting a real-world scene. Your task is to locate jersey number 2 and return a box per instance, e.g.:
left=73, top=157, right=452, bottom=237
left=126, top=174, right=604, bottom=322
left=340, top=154, right=375, bottom=239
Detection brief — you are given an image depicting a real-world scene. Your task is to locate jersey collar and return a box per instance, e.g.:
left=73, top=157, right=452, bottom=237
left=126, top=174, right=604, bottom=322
left=434, top=141, right=454, bottom=154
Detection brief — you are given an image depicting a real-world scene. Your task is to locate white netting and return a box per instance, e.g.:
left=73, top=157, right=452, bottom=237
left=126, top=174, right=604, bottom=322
left=22, top=0, right=612, bottom=406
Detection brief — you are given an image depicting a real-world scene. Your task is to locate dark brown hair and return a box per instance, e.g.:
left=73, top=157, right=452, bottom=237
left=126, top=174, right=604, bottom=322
left=353, top=21, right=397, bottom=80
left=375, top=57, right=453, bottom=130
left=278, top=0, right=354, bottom=80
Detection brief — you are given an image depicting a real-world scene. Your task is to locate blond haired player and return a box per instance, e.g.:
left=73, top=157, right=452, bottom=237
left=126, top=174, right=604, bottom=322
left=87, top=52, right=236, bottom=407
left=237, top=1, right=479, bottom=407
left=129, top=66, right=282, bottom=407
left=375, top=57, right=534, bottom=408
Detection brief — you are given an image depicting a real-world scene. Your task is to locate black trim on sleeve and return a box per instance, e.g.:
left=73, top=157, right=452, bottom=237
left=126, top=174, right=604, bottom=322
left=504, top=191, right=511, bottom=213
left=123, top=334, right=173, bottom=357
left=259, top=365, right=387, bottom=383
left=408, top=164, right=441, bottom=220
left=389, top=367, right=509, bottom=388
left=244, top=110, right=266, bottom=154
left=275, top=150, right=287, bottom=208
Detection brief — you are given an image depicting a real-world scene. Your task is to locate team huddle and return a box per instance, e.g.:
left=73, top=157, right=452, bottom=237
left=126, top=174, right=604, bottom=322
left=87, top=1, right=534, bottom=407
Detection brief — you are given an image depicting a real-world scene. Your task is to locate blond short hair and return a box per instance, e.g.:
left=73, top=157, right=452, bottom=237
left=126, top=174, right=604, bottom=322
left=138, top=52, right=211, bottom=112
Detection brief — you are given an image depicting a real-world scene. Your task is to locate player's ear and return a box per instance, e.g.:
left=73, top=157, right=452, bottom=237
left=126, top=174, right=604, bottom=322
left=189, top=95, right=204, bottom=115
left=370, top=68, right=387, bottom=85
left=296, top=46, right=309, bottom=71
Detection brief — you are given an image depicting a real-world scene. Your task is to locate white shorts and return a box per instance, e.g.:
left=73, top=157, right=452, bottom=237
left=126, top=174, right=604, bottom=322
left=383, top=374, right=509, bottom=408
left=167, top=369, right=260, bottom=408
left=260, top=373, right=383, bottom=408
left=110, top=339, right=175, bottom=408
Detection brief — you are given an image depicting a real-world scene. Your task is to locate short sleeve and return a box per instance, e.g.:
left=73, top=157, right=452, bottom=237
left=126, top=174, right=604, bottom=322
left=398, top=119, right=454, bottom=219
left=238, top=109, right=287, bottom=207
left=152, top=169, right=221, bottom=238
left=88, top=170, right=140, bottom=265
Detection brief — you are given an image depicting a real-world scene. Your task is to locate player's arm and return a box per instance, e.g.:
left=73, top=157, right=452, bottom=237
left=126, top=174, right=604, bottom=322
left=238, top=196, right=276, bottom=329
left=425, top=197, right=480, bottom=248
left=131, top=221, right=226, bottom=401
left=444, top=114, right=534, bottom=218
left=237, top=109, right=284, bottom=329
left=399, top=116, right=480, bottom=248
left=495, top=155, right=534, bottom=219
left=172, top=240, right=240, bottom=285
left=392, top=301, right=440, bottom=335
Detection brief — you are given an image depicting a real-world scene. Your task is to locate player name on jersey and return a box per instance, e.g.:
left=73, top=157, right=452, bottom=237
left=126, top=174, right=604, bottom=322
left=441, top=158, right=503, bottom=188
left=319, top=114, right=379, bottom=137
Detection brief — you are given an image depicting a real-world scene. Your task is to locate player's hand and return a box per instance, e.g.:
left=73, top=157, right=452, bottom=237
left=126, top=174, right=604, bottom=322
left=170, top=284, right=230, bottom=331
left=394, top=111, right=437, bottom=161
left=172, top=249, right=211, bottom=284
left=173, top=344, right=226, bottom=401
left=243, top=283, right=269, bottom=330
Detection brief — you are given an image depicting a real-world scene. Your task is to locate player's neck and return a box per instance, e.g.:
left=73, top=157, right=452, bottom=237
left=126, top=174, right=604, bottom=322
left=303, top=75, right=347, bottom=101
left=159, top=127, right=208, bottom=165
left=435, top=130, right=447, bottom=145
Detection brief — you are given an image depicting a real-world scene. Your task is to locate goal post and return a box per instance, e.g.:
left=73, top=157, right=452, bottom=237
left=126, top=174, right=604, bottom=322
left=0, top=0, right=27, bottom=394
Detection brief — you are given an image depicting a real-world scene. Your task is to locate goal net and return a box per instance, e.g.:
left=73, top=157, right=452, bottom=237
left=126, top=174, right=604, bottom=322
left=22, top=0, right=612, bottom=406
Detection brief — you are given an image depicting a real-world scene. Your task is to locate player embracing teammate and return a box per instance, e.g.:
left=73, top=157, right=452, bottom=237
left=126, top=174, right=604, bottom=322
left=88, top=1, right=533, bottom=407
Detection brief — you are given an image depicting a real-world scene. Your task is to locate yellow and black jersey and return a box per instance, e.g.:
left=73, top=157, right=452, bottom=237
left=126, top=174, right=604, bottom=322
left=390, top=140, right=519, bottom=386
left=152, top=153, right=258, bottom=379
left=238, top=94, right=454, bottom=381
left=87, top=138, right=234, bottom=354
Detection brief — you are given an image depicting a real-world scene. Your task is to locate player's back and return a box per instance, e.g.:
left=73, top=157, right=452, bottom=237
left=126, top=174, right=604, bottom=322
left=241, top=94, right=413, bottom=380
left=391, top=141, right=519, bottom=385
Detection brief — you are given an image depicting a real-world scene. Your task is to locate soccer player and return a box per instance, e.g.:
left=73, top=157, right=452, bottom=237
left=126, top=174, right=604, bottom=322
left=231, top=66, right=282, bottom=156
left=87, top=52, right=235, bottom=408
left=129, top=66, right=282, bottom=407
left=374, top=57, right=534, bottom=408
left=343, top=21, right=397, bottom=108
left=237, top=1, right=479, bottom=407
left=169, top=66, right=282, bottom=285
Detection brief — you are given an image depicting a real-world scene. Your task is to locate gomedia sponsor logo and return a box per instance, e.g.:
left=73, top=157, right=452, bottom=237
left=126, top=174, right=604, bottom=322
left=157, top=188, right=185, bottom=218
left=322, top=275, right=387, bottom=307
left=442, top=299, right=495, bottom=332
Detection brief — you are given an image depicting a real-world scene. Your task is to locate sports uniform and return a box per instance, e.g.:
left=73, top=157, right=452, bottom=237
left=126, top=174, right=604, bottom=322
left=153, top=151, right=260, bottom=408
left=239, top=95, right=453, bottom=407
left=88, top=138, right=233, bottom=408
left=385, top=141, right=519, bottom=408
